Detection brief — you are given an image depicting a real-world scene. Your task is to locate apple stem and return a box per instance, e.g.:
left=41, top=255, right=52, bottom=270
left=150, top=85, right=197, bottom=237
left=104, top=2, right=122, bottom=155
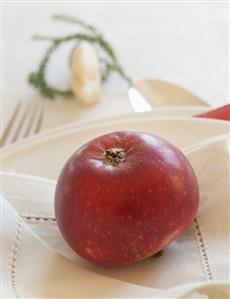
left=102, top=148, right=126, bottom=166
left=154, top=250, right=164, bottom=257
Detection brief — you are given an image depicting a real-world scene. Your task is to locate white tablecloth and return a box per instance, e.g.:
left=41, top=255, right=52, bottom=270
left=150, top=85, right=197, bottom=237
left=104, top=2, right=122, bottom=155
left=2, top=2, right=229, bottom=131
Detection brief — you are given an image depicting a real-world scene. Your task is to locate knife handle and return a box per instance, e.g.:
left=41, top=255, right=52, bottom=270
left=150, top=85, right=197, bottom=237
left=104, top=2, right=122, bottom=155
left=194, top=104, right=230, bottom=121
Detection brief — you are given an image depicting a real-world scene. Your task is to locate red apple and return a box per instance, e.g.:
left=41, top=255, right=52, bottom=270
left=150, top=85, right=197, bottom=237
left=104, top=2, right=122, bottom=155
left=55, top=131, right=199, bottom=266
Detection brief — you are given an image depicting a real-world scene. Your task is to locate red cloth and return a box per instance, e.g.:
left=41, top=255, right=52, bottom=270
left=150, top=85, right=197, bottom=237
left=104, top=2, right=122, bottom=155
left=194, top=104, right=230, bottom=121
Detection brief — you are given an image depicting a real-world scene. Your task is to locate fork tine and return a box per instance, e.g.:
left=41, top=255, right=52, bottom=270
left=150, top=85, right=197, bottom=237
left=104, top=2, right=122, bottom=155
left=1, top=102, right=44, bottom=147
left=28, top=106, right=44, bottom=136
left=0, top=102, right=22, bottom=147
left=23, top=105, right=38, bottom=138
left=10, top=104, right=31, bottom=143
left=34, top=106, right=44, bottom=134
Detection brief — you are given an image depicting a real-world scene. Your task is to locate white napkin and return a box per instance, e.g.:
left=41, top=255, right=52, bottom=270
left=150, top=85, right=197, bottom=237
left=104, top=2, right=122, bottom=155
left=1, top=134, right=230, bottom=298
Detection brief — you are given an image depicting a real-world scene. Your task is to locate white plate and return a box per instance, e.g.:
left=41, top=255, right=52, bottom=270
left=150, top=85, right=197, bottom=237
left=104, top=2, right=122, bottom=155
left=3, top=107, right=209, bottom=152
left=75, top=106, right=209, bottom=127
left=2, top=115, right=229, bottom=180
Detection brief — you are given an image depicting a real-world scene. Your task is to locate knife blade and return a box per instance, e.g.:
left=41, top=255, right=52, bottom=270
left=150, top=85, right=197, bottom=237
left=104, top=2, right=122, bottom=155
left=128, top=87, right=152, bottom=113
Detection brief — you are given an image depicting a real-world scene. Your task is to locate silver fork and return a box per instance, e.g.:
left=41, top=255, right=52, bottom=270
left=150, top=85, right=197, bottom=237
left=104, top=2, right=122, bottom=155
left=0, top=102, right=44, bottom=147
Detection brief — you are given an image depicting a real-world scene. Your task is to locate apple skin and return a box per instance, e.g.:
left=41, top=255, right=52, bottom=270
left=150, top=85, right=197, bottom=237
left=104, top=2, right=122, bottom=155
left=55, top=131, right=199, bottom=266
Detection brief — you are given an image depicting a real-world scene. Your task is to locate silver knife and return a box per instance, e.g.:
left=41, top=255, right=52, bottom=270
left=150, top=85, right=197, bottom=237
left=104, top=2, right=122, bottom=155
left=128, top=87, right=152, bottom=113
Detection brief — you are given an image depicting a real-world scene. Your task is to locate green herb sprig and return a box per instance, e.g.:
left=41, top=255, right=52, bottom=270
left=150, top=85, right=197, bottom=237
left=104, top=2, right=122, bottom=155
left=28, top=15, right=132, bottom=99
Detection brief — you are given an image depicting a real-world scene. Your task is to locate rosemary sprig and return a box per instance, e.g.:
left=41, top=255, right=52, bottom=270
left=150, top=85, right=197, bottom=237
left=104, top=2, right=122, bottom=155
left=28, top=15, right=131, bottom=99
left=53, top=14, right=98, bottom=35
left=53, top=14, right=117, bottom=61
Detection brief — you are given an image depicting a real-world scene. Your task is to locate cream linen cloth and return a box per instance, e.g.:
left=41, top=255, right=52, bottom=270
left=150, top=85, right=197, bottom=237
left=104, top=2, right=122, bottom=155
left=1, top=134, right=230, bottom=298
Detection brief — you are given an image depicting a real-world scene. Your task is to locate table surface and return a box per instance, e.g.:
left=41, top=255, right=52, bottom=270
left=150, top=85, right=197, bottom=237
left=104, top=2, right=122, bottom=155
left=2, top=2, right=229, bottom=132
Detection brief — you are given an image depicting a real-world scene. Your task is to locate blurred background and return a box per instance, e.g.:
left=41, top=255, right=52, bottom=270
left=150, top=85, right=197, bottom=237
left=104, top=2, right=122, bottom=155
left=2, top=2, right=229, bottom=129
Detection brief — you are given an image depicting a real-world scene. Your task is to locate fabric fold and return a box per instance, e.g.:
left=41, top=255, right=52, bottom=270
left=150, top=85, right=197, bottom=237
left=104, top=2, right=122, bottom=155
left=1, top=134, right=229, bottom=298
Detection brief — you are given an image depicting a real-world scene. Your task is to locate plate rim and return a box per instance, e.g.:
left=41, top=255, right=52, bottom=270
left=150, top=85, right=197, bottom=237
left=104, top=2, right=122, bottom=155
left=3, top=116, right=229, bottom=158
